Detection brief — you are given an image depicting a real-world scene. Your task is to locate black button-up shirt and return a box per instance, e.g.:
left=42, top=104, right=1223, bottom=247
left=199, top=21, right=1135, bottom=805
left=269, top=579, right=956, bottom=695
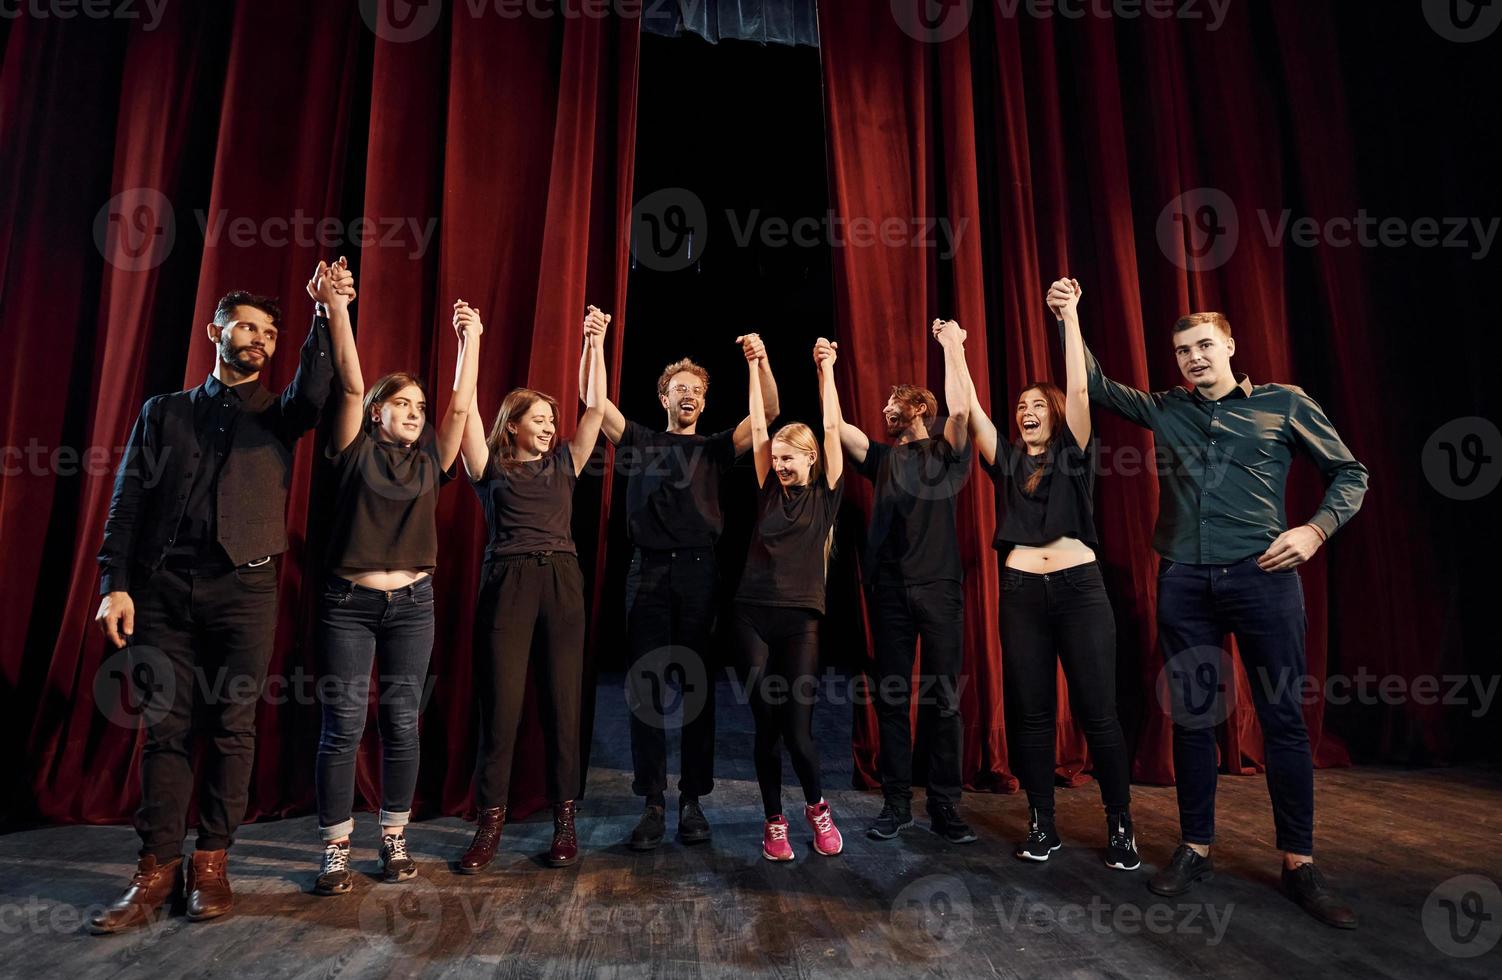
left=1079, top=334, right=1369, bottom=564
left=165, top=374, right=254, bottom=567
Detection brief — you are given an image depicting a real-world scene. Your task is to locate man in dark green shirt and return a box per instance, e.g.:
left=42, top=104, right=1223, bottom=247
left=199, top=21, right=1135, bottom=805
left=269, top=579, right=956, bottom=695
left=1058, top=280, right=1368, bottom=930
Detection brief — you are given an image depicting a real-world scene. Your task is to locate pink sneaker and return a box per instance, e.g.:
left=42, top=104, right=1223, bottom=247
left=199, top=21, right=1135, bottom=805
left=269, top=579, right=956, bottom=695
left=762, top=816, right=795, bottom=861
left=805, top=800, right=844, bottom=856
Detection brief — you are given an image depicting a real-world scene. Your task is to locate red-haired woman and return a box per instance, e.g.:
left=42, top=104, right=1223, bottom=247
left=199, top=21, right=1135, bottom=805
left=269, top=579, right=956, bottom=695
left=942, top=278, right=1138, bottom=871
left=314, top=266, right=481, bottom=895
left=733, top=333, right=846, bottom=861
left=457, top=306, right=609, bottom=872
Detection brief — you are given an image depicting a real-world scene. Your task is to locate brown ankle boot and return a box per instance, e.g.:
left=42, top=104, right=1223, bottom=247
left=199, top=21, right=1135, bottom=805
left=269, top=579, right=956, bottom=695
left=458, top=805, right=506, bottom=874
left=185, top=849, right=233, bottom=921
left=89, top=854, right=183, bottom=935
left=548, top=801, right=579, bottom=867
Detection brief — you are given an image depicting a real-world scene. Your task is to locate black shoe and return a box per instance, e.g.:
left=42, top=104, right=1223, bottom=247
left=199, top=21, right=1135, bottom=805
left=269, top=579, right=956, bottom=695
left=866, top=802, right=914, bottom=840
left=379, top=834, right=417, bottom=883
left=1105, top=811, right=1141, bottom=871
left=314, top=841, right=352, bottom=896
left=928, top=802, right=978, bottom=844
left=1148, top=844, right=1214, bottom=896
left=1282, top=863, right=1358, bottom=929
left=677, top=797, right=712, bottom=845
left=628, top=805, right=667, bottom=851
left=1015, top=807, right=1061, bottom=862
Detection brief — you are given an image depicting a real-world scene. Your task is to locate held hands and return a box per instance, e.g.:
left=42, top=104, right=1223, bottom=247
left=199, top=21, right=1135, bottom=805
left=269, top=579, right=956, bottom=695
left=931, top=318, right=966, bottom=347
left=813, top=337, right=838, bottom=371
left=1257, top=525, right=1324, bottom=572
left=1046, top=277, right=1082, bottom=321
left=306, top=255, right=356, bottom=310
left=453, top=299, right=484, bottom=339
left=736, top=332, right=767, bottom=365
left=95, top=592, right=135, bottom=649
left=583, top=305, right=612, bottom=349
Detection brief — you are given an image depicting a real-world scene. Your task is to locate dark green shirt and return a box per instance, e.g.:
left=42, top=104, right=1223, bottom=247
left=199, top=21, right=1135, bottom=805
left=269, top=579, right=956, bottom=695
left=1079, top=336, right=1369, bottom=564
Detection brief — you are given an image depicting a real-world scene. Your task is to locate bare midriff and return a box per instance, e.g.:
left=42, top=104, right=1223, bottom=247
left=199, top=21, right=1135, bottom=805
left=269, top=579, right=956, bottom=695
left=1004, top=536, right=1096, bottom=573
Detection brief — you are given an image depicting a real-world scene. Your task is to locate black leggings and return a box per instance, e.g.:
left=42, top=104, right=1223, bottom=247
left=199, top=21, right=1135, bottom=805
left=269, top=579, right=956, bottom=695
left=999, top=561, right=1131, bottom=813
left=732, top=602, right=823, bottom=819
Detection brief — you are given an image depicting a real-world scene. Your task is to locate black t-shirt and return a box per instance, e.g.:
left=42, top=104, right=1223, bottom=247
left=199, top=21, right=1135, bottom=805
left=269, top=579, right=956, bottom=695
left=617, top=420, right=741, bottom=550
left=852, top=428, right=971, bottom=587
left=736, top=474, right=844, bottom=613
left=980, top=434, right=1099, bottom=551
left=325, top=425, right=453, bottom=572
left=472, top=441, right=580, bottom=559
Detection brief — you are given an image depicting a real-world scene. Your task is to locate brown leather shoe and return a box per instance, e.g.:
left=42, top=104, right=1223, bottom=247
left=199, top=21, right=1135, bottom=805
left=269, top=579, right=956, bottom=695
left=548, top=801, right=579, bottom=868
left=185, top=849, right=233, bottom=921
left=458, top=805, right=506, bottom=874
left=89, top=854, right=183, bottom=935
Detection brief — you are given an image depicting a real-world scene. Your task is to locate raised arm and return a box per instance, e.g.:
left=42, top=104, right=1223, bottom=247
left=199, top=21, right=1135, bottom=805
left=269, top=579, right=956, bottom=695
left=571, top=306, right=610, bottom=475
left=1055, top=299, right=1161, bottom=429
left=815, top=339, right=844, bottom=489
left=933, top=319, right=971, bottom=454
left=306, top=258, right=363, bottom=453
left=732, top=332, right=776, bottom=455
left=745, top=336, right=772, bottom=487
left=438, top=300, right=483, bottom=471
left=814, top=337, right=870, bottom=464
left=1047, top=277, right=1091, bottom=450
left=581, top=308, right=626, bottom=444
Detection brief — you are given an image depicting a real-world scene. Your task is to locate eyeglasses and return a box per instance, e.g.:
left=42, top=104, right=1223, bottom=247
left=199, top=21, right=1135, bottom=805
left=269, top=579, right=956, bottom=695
left=669, top=384, right=705, bottom=398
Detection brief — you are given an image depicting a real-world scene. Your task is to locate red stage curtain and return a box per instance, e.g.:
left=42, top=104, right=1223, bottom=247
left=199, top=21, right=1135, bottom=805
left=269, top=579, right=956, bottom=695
left=8, top=1, right=639, bottom=826
left=820, top=1, right=1457, bottom=791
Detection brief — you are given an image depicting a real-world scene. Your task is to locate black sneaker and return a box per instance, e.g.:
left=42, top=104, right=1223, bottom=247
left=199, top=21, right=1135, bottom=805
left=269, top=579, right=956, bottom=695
left=314, top=841, right=352, bottom=896
left=1105, top=811, right=1141, bottom=871
left=628, top=805, right=667, bottom=851
left=866, top=802, right=914, bottom=840
left=677, top=797, right=712, bottom=845
left=1015, top=807, right=1062, bottom=862
left=380, top=833, right=417, bottom=883
left=1282, top=863, right=1358, bottom=929
left=928, top=802, right=978, bottom=844
left=1148, top=844, right=1214, bottom=897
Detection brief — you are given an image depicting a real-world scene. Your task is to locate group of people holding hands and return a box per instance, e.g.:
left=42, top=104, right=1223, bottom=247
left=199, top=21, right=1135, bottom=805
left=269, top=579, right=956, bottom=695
left=89, top=255, right=1369, bottom=936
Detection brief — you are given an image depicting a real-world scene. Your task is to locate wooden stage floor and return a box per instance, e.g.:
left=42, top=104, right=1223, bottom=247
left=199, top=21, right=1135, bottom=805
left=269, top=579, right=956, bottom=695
left=2, top=677, right=1499, bottom=979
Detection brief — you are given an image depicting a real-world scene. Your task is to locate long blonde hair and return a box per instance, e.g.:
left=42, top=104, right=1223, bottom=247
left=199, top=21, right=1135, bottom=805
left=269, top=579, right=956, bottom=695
left=770, top=422, right=835, bottom=577
left=487, top=388, right=560, bottom=466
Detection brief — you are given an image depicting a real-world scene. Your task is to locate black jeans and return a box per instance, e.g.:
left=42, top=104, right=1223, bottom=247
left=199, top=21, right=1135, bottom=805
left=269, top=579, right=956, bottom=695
left=314, top=575, right=434, bottom=841
left=732, top=602, right=823, bottom=819
left=128, top=559, right=279, bottom=860
left=625, top=547, right=718, bottom=800
left=999, top=561, right=1131, bottom=813
left=867, top=578, right=965, bottom=808
left=473, top=553, right=586, bottom=808
left=1157, top=555, right=1314, bottom=855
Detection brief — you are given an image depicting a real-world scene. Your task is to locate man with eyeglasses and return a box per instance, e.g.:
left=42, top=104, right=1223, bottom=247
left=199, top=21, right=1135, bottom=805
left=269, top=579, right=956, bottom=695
left=582, top=330, right=779, bottom=849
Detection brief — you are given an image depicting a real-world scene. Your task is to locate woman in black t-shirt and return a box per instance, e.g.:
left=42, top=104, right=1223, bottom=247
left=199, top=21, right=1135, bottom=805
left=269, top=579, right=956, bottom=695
left=946, top=278, right=1138, bottom=872
left=733, top=335, right=846, bottom=862
left=455, top=305, right=611, bottom=874
left=313, top=268, right=480, bottom=896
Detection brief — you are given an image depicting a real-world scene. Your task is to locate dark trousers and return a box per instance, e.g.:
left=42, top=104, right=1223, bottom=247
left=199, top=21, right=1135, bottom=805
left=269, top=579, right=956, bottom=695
left=625, top=547, right=718, bottom=800
left=314, top=575, right=435, bottom=841
left=128, top=560, right=279, bottom=861
left=732, top=602, right=823, bottom=819
left=473, top=553, right=585, bottom=808
left=868, top=578, right=965, bottom=808
left=999, top=562, right=1131, bottom=812
left=1157, top=555, right=1314, bottom=855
